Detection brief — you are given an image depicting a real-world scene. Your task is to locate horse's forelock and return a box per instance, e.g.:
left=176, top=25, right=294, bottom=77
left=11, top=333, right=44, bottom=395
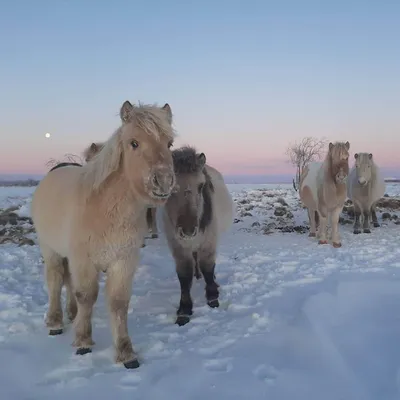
left=172, top=146, right=205, bottom=174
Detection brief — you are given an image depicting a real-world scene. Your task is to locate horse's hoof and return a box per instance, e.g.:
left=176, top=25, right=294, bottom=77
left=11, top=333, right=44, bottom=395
left=363, top=229, right=371, bottom=234
left=353, top=230, right=361, bottom=234
left=175, top=315, right=190, bottom=326
left=151, top=233, right=158, bottom=239
left=207, top=299, right=219, bottom=308
left=49, top=328, right=63, bottom=336
left=373, top=223, right=380, bottom=228
left=308, top=232, right=316, bottom=237
left=332, top=242, right=342, bottom=248
left=76, top=347, right=92, bottom=355
left=141, top=243, right=146, bottom=248
left=318, top=240, right=328, bottom=245
left=124, top=359, right=140, bottom=369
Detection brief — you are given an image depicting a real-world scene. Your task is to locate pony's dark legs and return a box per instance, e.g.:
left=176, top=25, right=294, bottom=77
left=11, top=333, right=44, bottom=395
left=174, top=250, right=195, bottom=326
left=146, top=207, right=158, bottom=239
left=353, top=203, right=362, bottom=234
left=192, top=252, right=202, bottom=280
left=198, top=247, right=219, bottom=308
left=371, top=205, right=380, bottom=227
left=363, top=209, right=371, bottom=233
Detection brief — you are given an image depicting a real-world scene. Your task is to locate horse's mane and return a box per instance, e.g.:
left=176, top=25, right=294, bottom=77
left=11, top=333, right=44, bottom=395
left=81, top=103, right=175, bottom=192
left=172, top=146, right=205, bottom=174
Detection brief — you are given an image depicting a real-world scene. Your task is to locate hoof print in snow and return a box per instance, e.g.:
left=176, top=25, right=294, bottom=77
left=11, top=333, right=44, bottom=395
left=176, top=315, right=191, bottom=326
left=124, top=359, right=140, bottom=369
left=76, top=347, right=92, bottom=356
left=207, top=299, right=220, bottom=308
left=49, top=328, right=63, bottom=336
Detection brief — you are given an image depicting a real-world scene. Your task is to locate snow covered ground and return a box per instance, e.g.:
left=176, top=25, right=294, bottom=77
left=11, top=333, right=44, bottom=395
left=1, top=183, right=400, bottom=400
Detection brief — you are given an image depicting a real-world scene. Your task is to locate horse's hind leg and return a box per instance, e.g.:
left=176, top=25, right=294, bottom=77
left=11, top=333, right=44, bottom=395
left=198, top=247, right=219, bottom=308
left=70, top=261, right=99, bottom=355
left=149, top=208, right=158, bottom=238
left=363, top=208, right=371, bottom=233
left=174, top=249, right=195, bottom=326
left=62, top=258, right=77, bottom=322
left=193, top=252, right=202, bottom=280
left=308, top=209, right=317, bottom=237
left=42, top=246, right=65, bottom=335
left=371, top=204, right=380, bottom=227
left=353, top=203, right=362, bottom=234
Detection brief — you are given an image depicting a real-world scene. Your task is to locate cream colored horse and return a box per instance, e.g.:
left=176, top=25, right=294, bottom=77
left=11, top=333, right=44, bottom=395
left=83, top=141, right=160, bottom=242
left=31, top=100, right=175, bottom=369
left=300, top=141, right=350, bottom=247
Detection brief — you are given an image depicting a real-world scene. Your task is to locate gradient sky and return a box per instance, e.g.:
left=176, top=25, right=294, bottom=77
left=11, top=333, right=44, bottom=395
left=1, top=0, right=399, bottom=178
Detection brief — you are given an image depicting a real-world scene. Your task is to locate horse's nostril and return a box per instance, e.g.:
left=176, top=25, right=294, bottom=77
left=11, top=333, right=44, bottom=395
left=152, top=175, right=159, bottom=187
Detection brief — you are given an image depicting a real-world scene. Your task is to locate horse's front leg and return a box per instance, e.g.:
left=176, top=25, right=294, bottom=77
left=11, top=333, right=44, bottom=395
left=71, top=261, right=99, bottom=354
left=174, top=249, right=195, bottom=326
left=149, top=208, right=158, bottom=238
left=363, top=209, right=371, bottom=233
left=330, top=207, right=343, bottom=248
left=198, top=247, right=219, bottom=308
left=106, top=255, right=139, bottom=369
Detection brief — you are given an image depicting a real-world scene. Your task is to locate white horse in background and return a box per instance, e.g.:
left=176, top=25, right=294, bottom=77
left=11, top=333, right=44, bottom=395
left=347, top=152, right=386, bottom=234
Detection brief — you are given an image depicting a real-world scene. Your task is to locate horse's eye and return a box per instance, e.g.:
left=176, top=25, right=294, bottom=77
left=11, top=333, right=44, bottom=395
left=131, top=140, right=139, bottom=149
left=168, top=141, right=173, bottom=149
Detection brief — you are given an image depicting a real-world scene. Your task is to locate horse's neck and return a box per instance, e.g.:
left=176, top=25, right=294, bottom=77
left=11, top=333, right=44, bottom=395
left=87, top=172, right=145, bottom=219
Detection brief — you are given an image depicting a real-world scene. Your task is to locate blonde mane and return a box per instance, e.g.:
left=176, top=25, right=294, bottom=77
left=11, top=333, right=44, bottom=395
left=81, top=103, right=175, bottom=192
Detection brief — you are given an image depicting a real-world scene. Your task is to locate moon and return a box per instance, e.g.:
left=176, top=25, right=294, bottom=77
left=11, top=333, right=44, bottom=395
left=45, top=133, right=51, bottom=139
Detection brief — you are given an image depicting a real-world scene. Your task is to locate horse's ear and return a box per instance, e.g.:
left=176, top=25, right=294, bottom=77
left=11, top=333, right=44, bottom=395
left=368, top=153, right=373, bottom=159
left=329, top=142, right=333, bottom=152
left=345, top=141, right=350, bottom=150
left=197, top=153, right=206, bottom=168
left=90, top=143, right=97, bottom=151
left=120, top=101, right=133, bottom=123
left=162, top=103, right=173, bottom=124
left=354, top=153, right=358, bottom=159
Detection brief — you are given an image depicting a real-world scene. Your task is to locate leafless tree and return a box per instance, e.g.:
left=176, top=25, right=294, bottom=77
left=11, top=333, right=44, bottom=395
left=286, top=136, right=328, bottom=191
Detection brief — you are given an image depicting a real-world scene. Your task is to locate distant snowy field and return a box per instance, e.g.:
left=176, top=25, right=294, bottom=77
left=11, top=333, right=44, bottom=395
left=1, top=183, right=400, bottom=400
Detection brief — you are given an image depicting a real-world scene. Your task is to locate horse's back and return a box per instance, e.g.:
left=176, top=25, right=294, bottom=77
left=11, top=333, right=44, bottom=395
left=299, top=161, right=321, bottom=210
left=31, top=166, right=82, bottom=256
left=205, top=165, right=234, bottom=234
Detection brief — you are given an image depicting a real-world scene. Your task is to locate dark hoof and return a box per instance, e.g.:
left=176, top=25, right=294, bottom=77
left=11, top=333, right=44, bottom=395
left=194, top=271, right=202, bottom=280
left=76, top=347, right=92, bottom=356
left=207, top=299, right=219, bottom=308
left=373, top=223, right=380, bottom=227
left=363, top=229, right=371, bottom=234
left=332, top=242, right=342, bottom=248
left=151, top=233, right=158, bottom=239
left=353, top=230, right=361, bottom=234
left=124, top=359, right=140, bottom=369
left=49, top=328, right=63, bottom=336
left=318, top=240, right=328, bottom=245
left=308, top=232, right=316, bottom=237
left=141, top=243, right=146, bottom=248
left=175, top=315, right=190, bottom=326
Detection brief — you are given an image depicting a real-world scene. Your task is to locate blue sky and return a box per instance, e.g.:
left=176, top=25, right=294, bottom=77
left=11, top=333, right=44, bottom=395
left=1, top=0, right=399, bottom=180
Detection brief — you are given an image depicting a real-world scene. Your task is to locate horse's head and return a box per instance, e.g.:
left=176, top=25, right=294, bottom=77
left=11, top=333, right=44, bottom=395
left=328, top=141, right=350, bottom=184
left=165, top=147, right=213, bottom=241
left=83, top=142, right=105, bottom=162
left=354, top=152, right=373, bottom=186
left=118, top=101, right=176, bottom=205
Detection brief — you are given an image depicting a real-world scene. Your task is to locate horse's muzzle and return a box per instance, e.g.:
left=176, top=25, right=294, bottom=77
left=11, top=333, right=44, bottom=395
left=150, top=168, right=175, bottom=199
